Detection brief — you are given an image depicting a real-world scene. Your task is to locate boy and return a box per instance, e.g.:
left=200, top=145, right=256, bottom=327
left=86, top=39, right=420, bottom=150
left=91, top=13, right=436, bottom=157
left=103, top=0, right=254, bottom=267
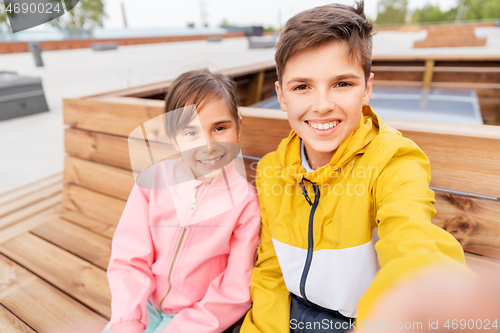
left=240, top=1, right=469, bottom=332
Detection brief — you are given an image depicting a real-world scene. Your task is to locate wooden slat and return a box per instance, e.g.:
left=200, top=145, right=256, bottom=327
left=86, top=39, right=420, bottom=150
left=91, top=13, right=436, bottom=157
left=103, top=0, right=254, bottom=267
left=62, top=183, right=125, bottom=226
left=245, top=71, right=265, bottom=106
left=65, top=127, right=132, bottom=170
left=372, top=54, right=500, bottom=62
left=239, top=109, right=290, bottom=158
left=64, top=156, right=134, bottom=201
left=0, top=182, right=62, bottom=219
left=59, top=209, right=116, bottom=239
left=0, top=304, right=35, bottom=333
left=64, top=97, right=164, bottom=137
left=0, top=206, right=61, bottom=245
left=0, top=173, right=62, bottom=206
left=0, top=254, right=107, bottom=332
left=31, top=217, right=111, bottom=270
left=433, top=192, right=500, bottom=259
left=0, top=233, right=111, bottom=318
left=65, top=128, right=176, bottom=171
left=0, top=194, right=62, bottom=232
left=422, top=60, right=435, bottom=88
left=427, top=155, right=500, bottom=200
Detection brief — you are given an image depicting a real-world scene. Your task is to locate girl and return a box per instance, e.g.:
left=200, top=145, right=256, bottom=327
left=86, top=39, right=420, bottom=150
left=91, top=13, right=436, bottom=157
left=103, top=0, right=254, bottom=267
left=102, top=69, right=261, bottom=333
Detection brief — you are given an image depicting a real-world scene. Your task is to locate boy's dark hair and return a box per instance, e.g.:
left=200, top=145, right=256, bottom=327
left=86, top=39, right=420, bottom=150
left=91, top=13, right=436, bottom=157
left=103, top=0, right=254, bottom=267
left=164, top=68, right=239, bottom=138
left=275, top=0, right=373, bottom=86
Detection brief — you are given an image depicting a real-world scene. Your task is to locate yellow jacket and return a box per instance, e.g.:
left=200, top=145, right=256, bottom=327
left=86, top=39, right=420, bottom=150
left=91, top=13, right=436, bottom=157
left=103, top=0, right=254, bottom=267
left=241, top=106, right=467, bottom=332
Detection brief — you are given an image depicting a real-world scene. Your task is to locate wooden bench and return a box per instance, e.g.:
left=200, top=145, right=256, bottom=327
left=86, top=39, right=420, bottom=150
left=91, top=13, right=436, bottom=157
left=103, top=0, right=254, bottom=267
left=0, top=174, right=111, bottom=332
left=1, top=61, right=500, bottom=331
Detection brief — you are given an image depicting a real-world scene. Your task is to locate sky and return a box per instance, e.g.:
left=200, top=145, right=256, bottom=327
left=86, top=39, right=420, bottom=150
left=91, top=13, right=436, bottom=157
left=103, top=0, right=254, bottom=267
left=101, top=0, right=460, bottom=29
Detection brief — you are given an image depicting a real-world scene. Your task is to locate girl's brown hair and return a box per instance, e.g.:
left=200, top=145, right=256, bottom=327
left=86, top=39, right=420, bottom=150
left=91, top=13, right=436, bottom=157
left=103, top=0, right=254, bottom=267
left=164, top=68, right=239, bottom=138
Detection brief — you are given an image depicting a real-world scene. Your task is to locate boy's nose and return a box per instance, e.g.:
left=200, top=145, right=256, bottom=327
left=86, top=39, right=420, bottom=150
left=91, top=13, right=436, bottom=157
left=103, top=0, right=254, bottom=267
left=313, top=91, right=335, bottom=114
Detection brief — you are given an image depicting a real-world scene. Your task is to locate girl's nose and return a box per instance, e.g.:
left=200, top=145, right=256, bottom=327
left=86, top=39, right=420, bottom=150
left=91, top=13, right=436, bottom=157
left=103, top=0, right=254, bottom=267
left=207, top=141, right=219, bottom=155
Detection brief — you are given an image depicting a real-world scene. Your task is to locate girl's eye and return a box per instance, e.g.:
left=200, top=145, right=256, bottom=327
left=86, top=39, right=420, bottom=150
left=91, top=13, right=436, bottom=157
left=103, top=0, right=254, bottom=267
left=337, top=82, right=352, bottom=88
left=184, top=131, right=197, bottom=136
left=293, top=84, right=308, bottom=91
left=214, top=126, right=226, bottom=132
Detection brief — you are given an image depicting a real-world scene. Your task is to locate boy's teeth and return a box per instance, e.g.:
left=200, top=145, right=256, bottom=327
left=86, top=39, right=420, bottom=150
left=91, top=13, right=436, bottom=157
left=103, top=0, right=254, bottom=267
left=309, top=121, right=339, bottom=130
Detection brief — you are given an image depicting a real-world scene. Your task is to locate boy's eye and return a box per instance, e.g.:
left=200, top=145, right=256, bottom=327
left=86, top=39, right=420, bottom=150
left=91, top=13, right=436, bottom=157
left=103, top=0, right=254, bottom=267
left=336, top=82, right=352, bottom=88
left=293, top=84, right=308, bottom=91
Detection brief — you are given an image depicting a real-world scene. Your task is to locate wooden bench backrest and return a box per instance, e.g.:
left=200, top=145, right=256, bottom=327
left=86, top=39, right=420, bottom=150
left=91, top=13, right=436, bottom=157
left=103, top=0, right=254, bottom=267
left=62, top=61, right=500, bottom=260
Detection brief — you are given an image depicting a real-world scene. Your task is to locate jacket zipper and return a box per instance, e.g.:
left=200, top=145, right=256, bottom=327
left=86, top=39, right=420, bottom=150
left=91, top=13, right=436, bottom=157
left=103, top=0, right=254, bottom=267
left=158, top=183, right=209, bottom=310
left=158, top=227, right=187, bottom=309
left=298, top=177, right=320, bottom=301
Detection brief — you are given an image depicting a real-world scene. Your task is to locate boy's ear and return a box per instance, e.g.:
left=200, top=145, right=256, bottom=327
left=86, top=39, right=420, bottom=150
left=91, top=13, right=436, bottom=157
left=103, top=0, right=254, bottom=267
left=362, top=73, right=374, bottom=106
left=275, top=81, right=287, bottom=113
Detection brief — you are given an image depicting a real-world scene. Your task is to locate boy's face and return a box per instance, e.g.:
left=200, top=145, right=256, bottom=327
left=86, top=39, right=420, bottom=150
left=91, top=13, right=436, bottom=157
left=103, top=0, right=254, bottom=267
left=276, top=40, right=374, bottom=167
left=173, top=98, right=242, bottom=182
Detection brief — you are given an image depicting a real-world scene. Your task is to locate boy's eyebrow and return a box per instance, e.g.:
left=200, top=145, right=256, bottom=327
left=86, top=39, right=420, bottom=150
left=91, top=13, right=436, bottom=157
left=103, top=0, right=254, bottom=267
left=286, top=77, right=312, bottom=86
left=334, top=74, right=362, bottom=81
left=286, top=74, right=362, bottom=86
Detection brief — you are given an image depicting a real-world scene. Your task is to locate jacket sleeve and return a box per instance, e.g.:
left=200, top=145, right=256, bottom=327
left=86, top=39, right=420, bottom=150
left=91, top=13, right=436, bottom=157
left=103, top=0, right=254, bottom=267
left=107, top=183, right=156, bottom=333
left=163, top=190, right=261, bottom=333
left=240, top=160, right=292, bottom=333
left=357, top=139, right=471, bottom=319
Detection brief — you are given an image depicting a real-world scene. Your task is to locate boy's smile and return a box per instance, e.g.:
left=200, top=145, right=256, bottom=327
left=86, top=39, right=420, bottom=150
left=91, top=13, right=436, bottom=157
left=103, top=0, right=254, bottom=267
left=276, top=40, right=374, bottom=170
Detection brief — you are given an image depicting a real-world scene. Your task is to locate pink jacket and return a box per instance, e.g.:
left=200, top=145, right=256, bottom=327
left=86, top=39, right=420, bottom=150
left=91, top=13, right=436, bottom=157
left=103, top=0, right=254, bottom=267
left=107, top=159, right=261, bottom=333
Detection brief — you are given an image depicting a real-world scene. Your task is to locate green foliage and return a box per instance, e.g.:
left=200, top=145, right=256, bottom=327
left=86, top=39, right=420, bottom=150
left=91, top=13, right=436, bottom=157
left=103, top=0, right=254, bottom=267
left=0, top=1, right=11, bottom=31
left=411, top=4, right=456, bottom=23
left=50, top=0, right=107, bottom=37
left=375, top=0, right=408, bottom=25
left=219, top=19, right=230, bottom=28
left=461, top=0, right=500, bottom=21
left=378, top=0, right=500, bottom=25
left=264, top=26, right=277, bottom=32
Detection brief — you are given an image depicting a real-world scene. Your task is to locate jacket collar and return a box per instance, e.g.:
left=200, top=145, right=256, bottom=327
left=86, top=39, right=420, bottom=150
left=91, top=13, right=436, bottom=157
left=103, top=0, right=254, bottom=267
left=276, top=106, right=392, bottom=184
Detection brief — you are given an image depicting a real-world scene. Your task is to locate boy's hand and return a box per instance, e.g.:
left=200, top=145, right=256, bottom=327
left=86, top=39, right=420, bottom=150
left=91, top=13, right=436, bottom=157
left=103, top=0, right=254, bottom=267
left=355, top=265, right=500, bottom=332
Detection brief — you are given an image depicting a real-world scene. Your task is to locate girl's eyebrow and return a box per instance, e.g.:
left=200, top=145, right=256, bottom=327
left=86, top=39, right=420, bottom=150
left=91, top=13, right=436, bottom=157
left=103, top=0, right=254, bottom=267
left=211, top=120, right=232, bottom=126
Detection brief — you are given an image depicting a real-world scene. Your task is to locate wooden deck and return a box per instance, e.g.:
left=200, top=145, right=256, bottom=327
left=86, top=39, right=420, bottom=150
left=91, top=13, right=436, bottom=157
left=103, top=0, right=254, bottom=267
left=0, top=173, right=111, bottom=333
left=1, top=164, right=500, bottom=332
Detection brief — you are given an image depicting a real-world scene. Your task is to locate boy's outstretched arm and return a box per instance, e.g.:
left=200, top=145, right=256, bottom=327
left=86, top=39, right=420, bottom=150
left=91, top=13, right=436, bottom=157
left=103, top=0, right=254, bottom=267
left=357, top=138, right=471, bottom=320
left=240, top=160, right=292, bottom=333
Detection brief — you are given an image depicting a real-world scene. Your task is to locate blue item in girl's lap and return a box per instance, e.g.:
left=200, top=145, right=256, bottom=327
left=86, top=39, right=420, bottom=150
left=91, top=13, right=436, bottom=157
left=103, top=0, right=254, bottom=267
left=101, top=301, right=175, bottom=333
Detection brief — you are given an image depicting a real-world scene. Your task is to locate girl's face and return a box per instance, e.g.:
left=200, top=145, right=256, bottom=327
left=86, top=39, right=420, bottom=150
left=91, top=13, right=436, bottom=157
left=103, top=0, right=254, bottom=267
left=173, top=98, right=242, bottom=182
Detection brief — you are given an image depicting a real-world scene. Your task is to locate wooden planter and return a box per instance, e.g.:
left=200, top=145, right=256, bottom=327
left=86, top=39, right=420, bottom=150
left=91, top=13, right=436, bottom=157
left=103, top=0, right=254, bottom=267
left=62, top=59, right=500, bottom=261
